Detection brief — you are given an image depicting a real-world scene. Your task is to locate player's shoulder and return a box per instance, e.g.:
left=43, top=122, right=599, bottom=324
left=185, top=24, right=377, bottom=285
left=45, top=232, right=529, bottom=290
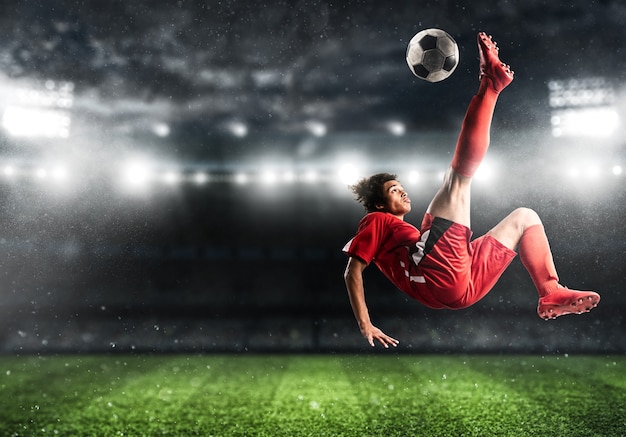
left=361, top=211, right=392, bottom=223
left=359, top=211, right=407, bottom=228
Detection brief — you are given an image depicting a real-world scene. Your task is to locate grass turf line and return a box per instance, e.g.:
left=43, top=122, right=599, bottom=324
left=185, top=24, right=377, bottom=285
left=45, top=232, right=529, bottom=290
left=0, top=354, right=624, bottom=436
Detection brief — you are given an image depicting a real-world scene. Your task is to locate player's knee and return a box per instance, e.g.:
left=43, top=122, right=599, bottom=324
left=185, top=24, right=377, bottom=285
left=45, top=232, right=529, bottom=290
left=511, top=207, right=541, bottom=228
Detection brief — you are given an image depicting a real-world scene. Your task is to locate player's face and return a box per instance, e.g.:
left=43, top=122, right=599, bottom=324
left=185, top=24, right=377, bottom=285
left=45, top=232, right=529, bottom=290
left=378, top=180, right=411, bottom=219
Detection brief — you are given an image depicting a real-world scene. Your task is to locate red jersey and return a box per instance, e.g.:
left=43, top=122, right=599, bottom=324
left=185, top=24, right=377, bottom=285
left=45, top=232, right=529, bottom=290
left=342, top=212, right=445, bottom=309
left=343, top=211, right=517, bottom=310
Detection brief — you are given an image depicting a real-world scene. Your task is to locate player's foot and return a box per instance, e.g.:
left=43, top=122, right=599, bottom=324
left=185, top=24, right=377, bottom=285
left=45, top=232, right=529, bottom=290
left=478, top=32, right=514, bottom=93
left=537, top=286, right=600, bottom=320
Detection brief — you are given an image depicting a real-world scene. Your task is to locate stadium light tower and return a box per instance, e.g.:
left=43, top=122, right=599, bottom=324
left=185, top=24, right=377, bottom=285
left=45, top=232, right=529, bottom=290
left=1, top=79, right=73, bottom=139
left=548, top=77, right=619, bottom=138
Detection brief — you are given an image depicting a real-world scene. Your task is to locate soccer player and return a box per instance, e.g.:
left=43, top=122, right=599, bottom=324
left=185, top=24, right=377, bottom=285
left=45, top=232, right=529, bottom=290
left=342, top=32, right=600, bottom=348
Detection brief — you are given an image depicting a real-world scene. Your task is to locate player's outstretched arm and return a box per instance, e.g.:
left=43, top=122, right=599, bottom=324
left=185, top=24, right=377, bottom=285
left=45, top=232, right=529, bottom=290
left=344, top=257, right=399, bottom=348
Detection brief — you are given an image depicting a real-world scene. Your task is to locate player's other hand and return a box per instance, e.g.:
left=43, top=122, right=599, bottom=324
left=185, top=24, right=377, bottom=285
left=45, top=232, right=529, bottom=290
left=360, top=323, right=399, bottom=349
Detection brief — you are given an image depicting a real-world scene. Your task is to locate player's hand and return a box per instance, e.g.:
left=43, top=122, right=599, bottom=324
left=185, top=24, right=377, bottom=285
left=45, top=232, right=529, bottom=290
left=360, top=323, right=399, bottom=349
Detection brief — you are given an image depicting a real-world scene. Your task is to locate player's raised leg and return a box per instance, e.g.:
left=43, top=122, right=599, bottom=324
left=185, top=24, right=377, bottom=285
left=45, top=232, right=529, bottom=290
left=488, top=207, right=600, bottom=320
left=425, top=32, right=514, bottom=227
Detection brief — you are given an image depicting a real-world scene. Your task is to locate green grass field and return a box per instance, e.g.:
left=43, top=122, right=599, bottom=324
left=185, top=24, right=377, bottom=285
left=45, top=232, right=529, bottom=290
left=0, top=354, right=624, bottom=436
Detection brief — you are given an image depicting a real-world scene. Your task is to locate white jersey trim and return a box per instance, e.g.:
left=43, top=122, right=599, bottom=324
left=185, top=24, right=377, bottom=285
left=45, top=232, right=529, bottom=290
left=399, top=259, right=425, bottom=283
left=411, top=228, right=430, bottom=266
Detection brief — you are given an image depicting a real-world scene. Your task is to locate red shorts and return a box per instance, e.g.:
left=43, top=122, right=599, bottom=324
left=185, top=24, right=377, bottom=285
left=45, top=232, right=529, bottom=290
left=416, top=215, right=517, bottom=309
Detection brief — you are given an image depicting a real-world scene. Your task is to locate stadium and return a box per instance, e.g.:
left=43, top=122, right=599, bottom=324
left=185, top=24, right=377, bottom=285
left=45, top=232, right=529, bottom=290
left=0, top=1, right=624, bottom=435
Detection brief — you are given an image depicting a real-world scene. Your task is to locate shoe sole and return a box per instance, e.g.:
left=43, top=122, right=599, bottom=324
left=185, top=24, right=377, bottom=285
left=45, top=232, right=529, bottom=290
left=537, top=293, right=600, bottom=320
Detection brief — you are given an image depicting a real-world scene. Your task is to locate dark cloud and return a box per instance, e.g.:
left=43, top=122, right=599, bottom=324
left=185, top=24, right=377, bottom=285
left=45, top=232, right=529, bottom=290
left=0, top=0, right=624, bottom=146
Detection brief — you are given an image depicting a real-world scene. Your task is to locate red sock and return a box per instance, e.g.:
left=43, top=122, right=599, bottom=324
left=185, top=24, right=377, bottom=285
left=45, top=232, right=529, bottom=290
left=518, top=224, right=560, bottom=297
left=450, top=83, right=499, bottom=177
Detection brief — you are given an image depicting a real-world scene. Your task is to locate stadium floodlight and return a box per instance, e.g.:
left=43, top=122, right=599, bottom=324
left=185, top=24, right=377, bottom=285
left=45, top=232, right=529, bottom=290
left=123, top=161, right=151, bottom=187
left=0, top=79, right=73, bottom=138
left=338, top=163, right=359, bottom=185
left=566, top=164, right=605, bottom=181
left=234, top=172, right=249, bottom=184
left=302, top=170, right=318, bottom=183
left=261, top=170, right=278, bottom=185
left=193, top=172, right=209, bottom=185
left=407, top=170, right=419, bottom=185
left=282, top=171, right=296, bottom=183
left=551, top=107, right=619, bottom=138
left=15, top=79, right=74, bottom=108
left=2, top=107, right=71, bottom=138
left=51, top=166, right=67, bottom=181
left=612, top=165, right=623, bottom=176
left=568, top=167, right=580, bottom=178
left=152, top=123, right=171, bottom=138
left=548, top=77, right=619, bottom=138
left=548, top=77, right=614, bottom=108
left=3, top=165, right=15, bottom=177
left=163, top=171, right=181, bottom=185
left=306, top=120, right=327, bottom=137
left=228, top=121, right=248, bottom=138
left=386, top=121, right=406, bottom=136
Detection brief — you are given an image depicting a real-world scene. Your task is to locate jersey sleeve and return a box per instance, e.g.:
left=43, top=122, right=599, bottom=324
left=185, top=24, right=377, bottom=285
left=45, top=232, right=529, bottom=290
left=342, top=213, right=389, bottom=265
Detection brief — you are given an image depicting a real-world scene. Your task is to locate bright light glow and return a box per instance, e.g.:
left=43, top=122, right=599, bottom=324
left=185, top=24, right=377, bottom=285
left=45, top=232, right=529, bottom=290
left=585, top=166, right=600, bottom=179
left=0, top=155, right=621, bottom=193
left=302, top=170, right=318, bottom=183
left=153, top=123, right=171, bottom=137
left=3, top=165, right=15, bottom=177
left=163, top=171, right=180, bottom=185
left=387, top=121, right=406, bottom=136
left=306, top=120, right=327, bottom=137
left=548, top=77, right=619, bottom=138
left=567, top=164, right=605, bottom=181
left=338, top=163, right=358, bottom=185
left=193, top=172, right=209, bottom=184
left=15, top=80, right=74, bottom=108
left=51, top=166, right=67, bottom=181
left=228, top=121, right=248, bottom=138
left=548, top=78, right=614, bottom=108
left=551, top=107, right=619, bottom=138
left=282, top=171, right=296, bottom=183
left=234, top=172, right=248, bottom=184
left=261, top=170, right=277, bottom=185
left=568, top=167, right=580, bottom=178
left=474, top=163, right=493, bottom=181
left=2, top=107, right=71, bottom=138
left=251, top=70, right=286, bottom=88
left=124, top=162, right=151, bottom=186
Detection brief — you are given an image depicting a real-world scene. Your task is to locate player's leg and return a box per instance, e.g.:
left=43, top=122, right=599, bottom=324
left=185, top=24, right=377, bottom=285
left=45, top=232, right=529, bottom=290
left=487, top=207, right=600, bottom=319
left=425, top=32, right=514, bottom=228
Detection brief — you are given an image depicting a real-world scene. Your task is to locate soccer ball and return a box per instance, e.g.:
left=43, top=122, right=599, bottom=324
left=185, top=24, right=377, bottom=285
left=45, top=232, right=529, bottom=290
left=406, top=28, right=459, bottom=82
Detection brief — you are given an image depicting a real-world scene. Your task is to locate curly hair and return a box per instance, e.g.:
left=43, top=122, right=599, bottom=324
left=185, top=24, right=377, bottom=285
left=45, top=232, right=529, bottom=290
left=350, top=172, right=398, bottom=212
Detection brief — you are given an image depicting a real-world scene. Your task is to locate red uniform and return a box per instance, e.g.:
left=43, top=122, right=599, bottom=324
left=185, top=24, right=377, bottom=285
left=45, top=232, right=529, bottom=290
left=343, top=33, right=600, bottom=327
left=343, top=212, right=516, bottom=309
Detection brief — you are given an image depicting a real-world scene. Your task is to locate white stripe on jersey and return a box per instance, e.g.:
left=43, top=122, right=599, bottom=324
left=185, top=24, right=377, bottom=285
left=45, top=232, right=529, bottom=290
left=411, top=228, right=430, bottom=266
left=342, top=238, right=354, bottom=253
left=400, top=260, right=425, bottom=283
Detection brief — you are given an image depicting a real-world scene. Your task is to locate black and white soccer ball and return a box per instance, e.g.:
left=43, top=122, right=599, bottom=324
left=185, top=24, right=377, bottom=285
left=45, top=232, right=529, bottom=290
left=406, top=28, right=459, bottom=83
